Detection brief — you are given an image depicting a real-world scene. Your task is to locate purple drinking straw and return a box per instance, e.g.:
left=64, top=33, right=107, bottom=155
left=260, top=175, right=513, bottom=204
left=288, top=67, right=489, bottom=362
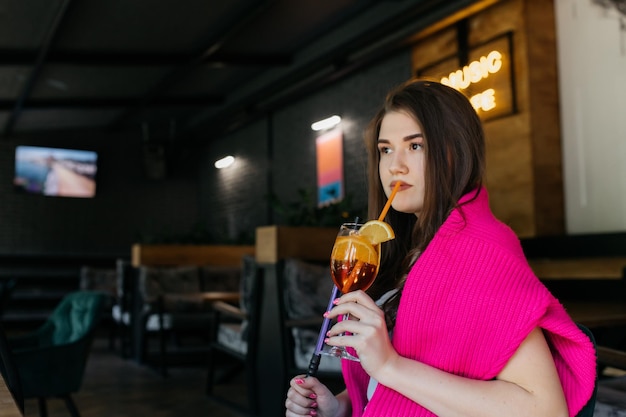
left=307, top=217, right=360, bottom=377
left=307, top=285, right=339, bottom=377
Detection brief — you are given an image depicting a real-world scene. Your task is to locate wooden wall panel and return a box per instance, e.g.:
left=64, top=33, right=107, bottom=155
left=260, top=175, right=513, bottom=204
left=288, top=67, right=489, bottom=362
left=410, top=26, right=458, bottom=70
left=524, top=0, right=564, bottom=235
left=410, top=0, right=563, bottom=237
left=484, top=114, right=534, bottom=236
left=473, top=0, right=536, bottom=236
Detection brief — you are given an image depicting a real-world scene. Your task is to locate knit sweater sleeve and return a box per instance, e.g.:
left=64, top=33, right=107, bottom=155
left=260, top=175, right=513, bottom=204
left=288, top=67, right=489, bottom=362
left=342, top=188, right=596, bottom=417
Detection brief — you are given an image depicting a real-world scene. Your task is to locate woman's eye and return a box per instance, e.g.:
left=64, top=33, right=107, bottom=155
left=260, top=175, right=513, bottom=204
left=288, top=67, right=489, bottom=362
left=410, top=143, right=423, bottom=151
left=378, top=146, right=391, bottom=154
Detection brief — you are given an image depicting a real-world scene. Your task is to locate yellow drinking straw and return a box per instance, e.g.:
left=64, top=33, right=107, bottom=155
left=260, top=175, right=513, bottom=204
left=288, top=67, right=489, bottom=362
left=378, top=181, right=402, bottom=221
left=340, top=182, right=402, bottom=293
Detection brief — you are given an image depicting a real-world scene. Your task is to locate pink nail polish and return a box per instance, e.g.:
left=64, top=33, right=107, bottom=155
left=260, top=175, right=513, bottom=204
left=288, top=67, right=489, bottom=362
left=323, top=311, right=329, bottom=318
left=309, top=393, right=317, bottom=399
left=333, top=298, right=339, bottom=305
left=310, top=410, right=318, bottom=416
left=310, top=402, right=318, bottom=408
left=295, top=378, right=305, bottom=385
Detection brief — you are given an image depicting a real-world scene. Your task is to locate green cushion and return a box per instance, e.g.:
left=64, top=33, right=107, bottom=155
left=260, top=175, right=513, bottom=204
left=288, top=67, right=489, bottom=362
left=49, top=291, right=106, bottom=345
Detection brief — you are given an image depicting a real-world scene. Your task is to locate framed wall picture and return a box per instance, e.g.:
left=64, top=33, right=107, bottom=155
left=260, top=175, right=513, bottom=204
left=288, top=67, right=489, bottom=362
left=315, top=128, right=344, bottom=206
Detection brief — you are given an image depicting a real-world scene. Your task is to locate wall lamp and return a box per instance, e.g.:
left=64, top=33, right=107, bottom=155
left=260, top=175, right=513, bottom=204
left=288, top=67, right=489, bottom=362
left=311, top=115, right=341, bottom=131
left=214, top=155, right=235, bottom=169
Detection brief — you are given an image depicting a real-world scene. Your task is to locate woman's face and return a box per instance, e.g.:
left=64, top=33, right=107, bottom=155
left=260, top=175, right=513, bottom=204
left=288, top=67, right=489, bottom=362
left=377, top=110, right=426, bottom=217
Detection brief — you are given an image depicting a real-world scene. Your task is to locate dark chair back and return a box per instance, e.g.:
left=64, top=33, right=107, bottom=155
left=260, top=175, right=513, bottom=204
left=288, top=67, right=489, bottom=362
left=206, top=254, right=262, bottom=415
left=47, top=290, right=106, bottom=345
left=0, top=278, right=16, bottom=317
left=276, top=258, right=342, bottom=388
left=576, top=324, right=597, bottom=417
left=0, top=323, right=24, bottom=414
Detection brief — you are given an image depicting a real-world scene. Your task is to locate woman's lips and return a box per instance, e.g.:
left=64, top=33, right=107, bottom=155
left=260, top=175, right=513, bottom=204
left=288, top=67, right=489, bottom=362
left=391, top=181, right=410, bottom=191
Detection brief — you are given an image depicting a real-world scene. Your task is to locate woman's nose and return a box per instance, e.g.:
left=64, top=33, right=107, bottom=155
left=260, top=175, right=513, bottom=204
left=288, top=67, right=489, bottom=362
left=388, top=152, right=408, bottom=174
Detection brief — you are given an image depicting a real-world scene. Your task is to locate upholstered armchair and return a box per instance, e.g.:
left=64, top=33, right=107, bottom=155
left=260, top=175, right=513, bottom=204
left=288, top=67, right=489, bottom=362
left=206, top=255, right=262, bottom=414
left=279, top=258, right=343, bottom=376
left=136, top=264, right=241, bottom=375
left=8, top=291, right=106, bottom=417
left=79, top=265, right=117, bottom=348
left=109, top=259, right=137, bottom=358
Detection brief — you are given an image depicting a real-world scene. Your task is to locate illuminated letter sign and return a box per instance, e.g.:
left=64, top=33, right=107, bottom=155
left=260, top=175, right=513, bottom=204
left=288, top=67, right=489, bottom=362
left=441, top=51, right=503, bottom=90
left=415, top=33, right=515, bottom=121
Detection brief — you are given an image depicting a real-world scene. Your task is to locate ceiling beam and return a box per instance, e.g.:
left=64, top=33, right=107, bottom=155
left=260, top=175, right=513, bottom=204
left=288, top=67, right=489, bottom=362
left=108, top=0, right=277, bottom=131
left=0, top=95, right=224, bottom=111
left=184, top=0, right=483, bottom=138
left=1, top=0, right=73, bottom=138
left=0, top=50, right=292, bottom=67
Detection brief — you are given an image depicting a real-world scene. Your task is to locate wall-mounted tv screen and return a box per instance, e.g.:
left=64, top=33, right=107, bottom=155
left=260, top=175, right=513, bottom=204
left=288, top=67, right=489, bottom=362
left=14, top=146, right=98, bottom=198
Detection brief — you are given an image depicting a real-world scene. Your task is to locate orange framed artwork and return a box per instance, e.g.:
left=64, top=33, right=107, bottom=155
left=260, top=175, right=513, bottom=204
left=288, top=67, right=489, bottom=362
left=315, top=128, right=344, bottom=206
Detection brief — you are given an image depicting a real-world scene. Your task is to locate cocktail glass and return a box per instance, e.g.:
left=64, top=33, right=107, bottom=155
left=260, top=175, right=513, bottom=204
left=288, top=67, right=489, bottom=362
left=317, top=222, right=381, bottom=362
left=306, top=183, right=400, bottom=375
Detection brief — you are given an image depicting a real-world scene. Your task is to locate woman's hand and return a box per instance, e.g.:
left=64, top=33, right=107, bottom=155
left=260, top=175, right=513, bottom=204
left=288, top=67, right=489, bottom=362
left=324, top=290, right=398, bottom=379
left=285, top=375, right=343, bottom=417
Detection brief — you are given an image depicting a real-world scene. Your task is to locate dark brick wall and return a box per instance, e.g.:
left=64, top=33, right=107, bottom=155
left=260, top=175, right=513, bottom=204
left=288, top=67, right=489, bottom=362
left=273, top=55, right=412, bottom=215
left=0, top=130, right=200, bottom=256
left=0, top=50, right=411, bottom=256
left=198, top=119, right=270, bottom=244
left=199, top=50, right=412, bottom=238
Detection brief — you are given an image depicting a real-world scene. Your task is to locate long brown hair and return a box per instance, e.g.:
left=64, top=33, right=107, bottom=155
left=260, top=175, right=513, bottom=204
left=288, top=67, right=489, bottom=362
left=364, top=80, right=486, bottom=329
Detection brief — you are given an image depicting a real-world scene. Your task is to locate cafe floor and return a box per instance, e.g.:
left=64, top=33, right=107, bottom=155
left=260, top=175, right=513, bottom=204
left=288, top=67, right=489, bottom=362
left=22, top=337, right=249, bottom=417
left=20, top=337, right=626, bottom=417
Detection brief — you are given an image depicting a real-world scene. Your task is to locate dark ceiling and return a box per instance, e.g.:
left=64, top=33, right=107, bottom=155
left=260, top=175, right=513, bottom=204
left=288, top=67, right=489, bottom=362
left=0, top=0, right=479, bottom=142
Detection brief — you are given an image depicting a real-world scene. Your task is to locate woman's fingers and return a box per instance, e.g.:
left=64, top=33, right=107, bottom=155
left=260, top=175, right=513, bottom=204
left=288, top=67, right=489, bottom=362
left=335, top=290, right=378, bottom=308
left=285, top=376, right=337, bottom=417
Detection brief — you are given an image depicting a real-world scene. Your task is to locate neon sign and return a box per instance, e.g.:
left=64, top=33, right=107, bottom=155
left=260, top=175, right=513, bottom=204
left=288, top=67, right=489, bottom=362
left=440, top=50, right=503, bottom=112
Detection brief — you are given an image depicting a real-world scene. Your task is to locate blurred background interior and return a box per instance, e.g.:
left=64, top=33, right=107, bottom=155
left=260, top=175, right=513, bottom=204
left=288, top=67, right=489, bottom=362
left=1, top=0, right=626, bottom=416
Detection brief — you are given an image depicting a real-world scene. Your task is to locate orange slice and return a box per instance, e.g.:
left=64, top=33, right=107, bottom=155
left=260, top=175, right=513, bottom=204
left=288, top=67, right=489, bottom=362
left=331, top=235, right=378, bottom=264
left=358, top=220, right=395, bottom=244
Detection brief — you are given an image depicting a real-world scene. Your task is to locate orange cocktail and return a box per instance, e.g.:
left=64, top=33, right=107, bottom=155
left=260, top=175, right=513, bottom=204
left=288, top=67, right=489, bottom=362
left=330, top=230, right=380, bottom=294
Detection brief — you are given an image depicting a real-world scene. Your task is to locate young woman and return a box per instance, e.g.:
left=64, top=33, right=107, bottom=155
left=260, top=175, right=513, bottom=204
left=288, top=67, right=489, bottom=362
left=285, top=80, right=596, bottom=417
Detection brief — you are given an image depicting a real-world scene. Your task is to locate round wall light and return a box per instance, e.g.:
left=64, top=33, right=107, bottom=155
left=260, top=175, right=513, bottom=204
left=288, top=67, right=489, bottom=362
left=214, top=155, right=235, bottom=169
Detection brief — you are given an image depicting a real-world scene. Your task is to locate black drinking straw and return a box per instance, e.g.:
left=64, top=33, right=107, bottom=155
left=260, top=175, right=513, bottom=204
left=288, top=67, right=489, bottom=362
left=306, top=217, right=360, bottom=377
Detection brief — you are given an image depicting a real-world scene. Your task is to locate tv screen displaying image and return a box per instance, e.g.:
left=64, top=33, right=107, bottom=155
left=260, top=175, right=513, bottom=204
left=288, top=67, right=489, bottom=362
left=14, top=146, right=98, bottom=198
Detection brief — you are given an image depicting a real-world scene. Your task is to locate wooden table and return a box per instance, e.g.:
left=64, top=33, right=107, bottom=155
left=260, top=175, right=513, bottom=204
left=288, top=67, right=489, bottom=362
left=562, top=300, right=626, bottom=370
left=564, top=300, right=626, bottom=328
left=162, top=291, right=240, bottom=304
left=0, top=374, right=22, bottom=417
left=531, top=257, right=626, bottom=370
left=526, top=257, right=626, bottom=327
left=529, top=257, right=626, bottom=280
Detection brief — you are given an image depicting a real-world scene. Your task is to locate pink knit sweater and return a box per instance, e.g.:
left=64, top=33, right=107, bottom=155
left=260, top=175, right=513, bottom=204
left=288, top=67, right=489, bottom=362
left=342, top=187, right=596, bottom=417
